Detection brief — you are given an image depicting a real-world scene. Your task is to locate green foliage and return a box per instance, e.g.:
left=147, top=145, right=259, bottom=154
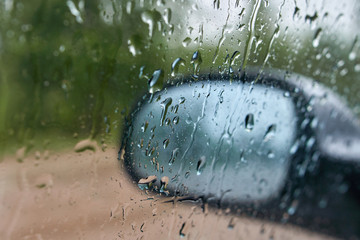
left=0, top=0, right=152, bottom=153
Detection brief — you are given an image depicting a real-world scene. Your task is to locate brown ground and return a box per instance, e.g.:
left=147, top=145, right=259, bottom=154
left=0, top=146, right=336, bottom=240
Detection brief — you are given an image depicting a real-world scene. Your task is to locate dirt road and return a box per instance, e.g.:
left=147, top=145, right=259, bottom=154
left=0, top=147, right=334, bottom=240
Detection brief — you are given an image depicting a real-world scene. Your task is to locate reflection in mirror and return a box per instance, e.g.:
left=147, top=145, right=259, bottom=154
left=122, top=69, right=360, bottom=238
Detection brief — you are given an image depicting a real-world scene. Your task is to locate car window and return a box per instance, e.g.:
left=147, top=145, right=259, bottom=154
left=0, top=0, right=359, bottom=239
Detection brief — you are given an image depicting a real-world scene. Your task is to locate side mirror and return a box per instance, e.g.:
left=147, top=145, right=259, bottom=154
left=121, top=68, right=360, bottom=238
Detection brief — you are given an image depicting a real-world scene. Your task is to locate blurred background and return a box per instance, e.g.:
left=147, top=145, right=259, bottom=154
left=0, top=0, right=359, bottom=239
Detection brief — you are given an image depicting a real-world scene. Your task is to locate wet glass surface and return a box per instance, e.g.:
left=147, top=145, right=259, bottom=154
left=0, top=0, right=359, bottom=239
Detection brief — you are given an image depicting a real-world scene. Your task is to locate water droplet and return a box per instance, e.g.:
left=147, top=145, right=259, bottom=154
left=171, top=58, right=186, bottom=76
left=264, top=124, right=276, bottom=142
left=43, top=150, right=49, bottom=160
left=169, top=148, right=179, bottom=165
left=288, top=200, right=298, bottom=215
left=355, top=64, right=360, bottom=72
left=230, top=51, right=241, bottom=66
left=168, top=24, right=174, bottom=35
left=173, top=116, right=179, bottom=124
left=128, top=35, right=142, bottom=56
left=290, top=140, right=299, bottom=154
left=318, top=198, right=328, bottom=208
left=148, top=69, right=164, bottom=93
left=312, top=28, right=322, bottom=48
left=59, top=45, right=65, bottom=52
left=141, top=10, right=161, bottom=38
left=139, top=66, right=146, bottom=79
left=138, top=175, right=157, bottom=184
left=126, top=1, right=133, bottom=14
left=141, top=121, right=149, bottom=132
left=258, top=178, right=268, bottom=194
left=179, top=97, right=186, bottom=104
left=163, top=8, right=172, bottom=25
left=218, top=89, right=224, bottom=103
left=305, top=12, right=318, bottom=24
left=163, top=139, right=170, bottom=149
left=152, top=208, right=158, bottom=216
left=196, top=156, right=206, bottom=175
left=146, top=146, right=155, bottom=157
left=267, top=151, right=275, bottom=159
left=306, top=137, right=316, bottom=150
left=160, top=97, right=172, bottom=126
left=283, top=91, right=290, bottom=97
left=185, top=114, right=193, bottom=124
left=228, top=217, right=236, bottom=229
left=190, top=50, right=202, bottom=77
left=240, top=150, right=247, bottom=163
left=245, top=113, right=254, bottom=131
left=173, top=104, right=179, bottom=113
left=16, top=146, right=27, bottom=163
left=179, top=222, right=186, bottom=237
left=137, top=139, right=144, bottom=149
left=213, top=0, right=220, bottom=9
left=182, top=37, right=192, bottom=47
left=165, top=117, right=171, bottom=125
left=301, top=118, right=310, bottom=129
left=337, top=60, right=345, bottom=67
left=74, top=139, right=98, bottom=152
left=349, top=51, right=356, bottom=61
left=36, top=183, right=46, bottom=189
left=310, top=118, right=318, bottom=128
left=340, top=68, right=348, bottom=76
left=259, top=178, right=268, bottom=187
left=138, top=175, right=157, bottom=190
left=67, top=0, right=83, bottom=23
left=160, top=176, right=169, bottom=187
left=338, top=183, right=349, bottom=194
